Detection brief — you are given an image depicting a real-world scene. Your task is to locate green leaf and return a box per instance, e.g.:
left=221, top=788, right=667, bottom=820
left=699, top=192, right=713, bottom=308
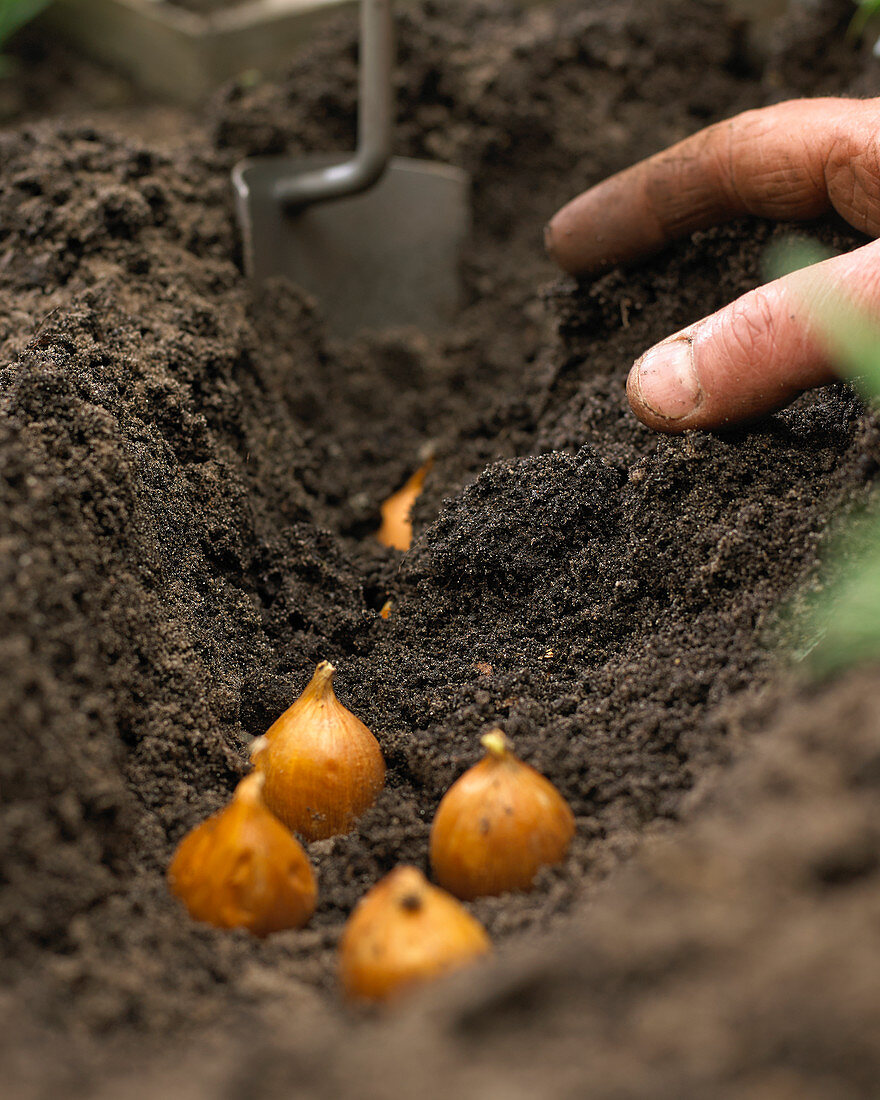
left=848, top=0, right=880, bottom=41
left=765, top=237, right=880, bottom=403
left=0, top=0, right=52, bottom=48
left=797, top=508, right=880, bottom=678
left=765, top=235, right=880, bottom=678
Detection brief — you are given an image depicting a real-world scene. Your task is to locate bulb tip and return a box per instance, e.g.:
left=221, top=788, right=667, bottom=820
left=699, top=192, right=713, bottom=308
left=249, top=735, right=269, bottom=765
left=306, top=661, right=337, bottom=699
left=236, top=769, right=266, bottom=802
left=480, top=729, right=512, bottom=758
left=389, top=865, right=428, bottom=904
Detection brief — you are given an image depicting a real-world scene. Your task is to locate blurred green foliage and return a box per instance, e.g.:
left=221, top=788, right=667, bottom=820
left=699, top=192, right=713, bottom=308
left=795, top=511, right=880, bottom=677
left=0, top=0, right=52, bottom=75
left=849, top=0, right=880, bottom=40
left=767, top=239, right=880, bottom=678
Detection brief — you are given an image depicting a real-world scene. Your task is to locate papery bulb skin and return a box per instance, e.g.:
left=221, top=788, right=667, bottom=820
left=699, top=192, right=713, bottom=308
left=376, top=457, right=434, bottom=551
left=339, top=866, right=491, bottom=1003
left=167, top=771, right=317, bottom=936
left=430, top=729, right=575, bottom=900
left=256, top=661, right=386, bottom=841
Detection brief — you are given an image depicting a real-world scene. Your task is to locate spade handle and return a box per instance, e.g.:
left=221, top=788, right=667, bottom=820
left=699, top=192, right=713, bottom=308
left=272, top=0, right=393, bottom=208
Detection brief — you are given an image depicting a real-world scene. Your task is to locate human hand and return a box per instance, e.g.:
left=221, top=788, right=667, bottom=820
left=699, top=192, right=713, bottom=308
left=545, top=98, right=880, bottom=432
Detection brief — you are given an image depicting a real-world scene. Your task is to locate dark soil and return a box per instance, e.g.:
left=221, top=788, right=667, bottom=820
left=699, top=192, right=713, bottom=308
left=3, top=0, right=880, bottom=1096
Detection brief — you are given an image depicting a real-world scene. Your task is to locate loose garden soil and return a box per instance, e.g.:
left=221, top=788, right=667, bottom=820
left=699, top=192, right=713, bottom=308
left=3, top=0, right=880, bottom=1096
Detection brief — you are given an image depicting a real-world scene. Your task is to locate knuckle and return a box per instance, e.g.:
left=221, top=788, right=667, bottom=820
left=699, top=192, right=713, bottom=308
left=825, top=131, right=880, bottom=235
left=724, top=108, right=824, bottom=218
left=722, top=287, right=780, bottom=365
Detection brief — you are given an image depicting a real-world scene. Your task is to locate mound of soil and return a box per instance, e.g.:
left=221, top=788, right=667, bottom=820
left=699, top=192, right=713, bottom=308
left=3, top=0, right=880, bottom=1095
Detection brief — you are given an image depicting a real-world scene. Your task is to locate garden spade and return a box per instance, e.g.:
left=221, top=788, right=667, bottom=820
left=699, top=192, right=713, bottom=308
left=232, top=0, right=470, bottom=337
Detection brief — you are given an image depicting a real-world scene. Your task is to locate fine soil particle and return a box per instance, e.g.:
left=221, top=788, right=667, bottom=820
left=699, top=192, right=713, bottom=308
left=3, top=0, right=880, bottom=1096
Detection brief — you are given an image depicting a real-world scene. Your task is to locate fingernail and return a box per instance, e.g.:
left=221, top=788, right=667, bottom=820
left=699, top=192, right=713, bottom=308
left=632, top=338, right=701, bottom=420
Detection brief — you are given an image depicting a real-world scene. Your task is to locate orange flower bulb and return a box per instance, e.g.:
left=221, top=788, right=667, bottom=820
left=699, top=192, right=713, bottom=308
left=167, top=770, right=317, bottom=936
left=339, top=865, right=491, bottom=1003
left=255, top=661, right=386, bottom=841
left=430, top=729, right=575, bottom=900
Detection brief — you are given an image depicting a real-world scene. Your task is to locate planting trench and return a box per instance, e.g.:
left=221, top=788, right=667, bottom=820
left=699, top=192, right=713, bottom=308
left=3, top=0, right=880, bottom=1095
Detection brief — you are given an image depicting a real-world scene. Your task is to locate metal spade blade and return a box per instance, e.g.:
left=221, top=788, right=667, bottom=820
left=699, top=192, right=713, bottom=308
left=232, top=0, right=470, bottom=337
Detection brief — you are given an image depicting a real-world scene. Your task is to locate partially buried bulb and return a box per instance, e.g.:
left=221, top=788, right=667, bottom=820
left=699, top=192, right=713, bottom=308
left=167, top=769, right=317, bottom=936
left=430, top=729, right=575, bottom=900
left=338, top=865, right=491, bottom=1003
left=253, top=661, right=386, bottom=841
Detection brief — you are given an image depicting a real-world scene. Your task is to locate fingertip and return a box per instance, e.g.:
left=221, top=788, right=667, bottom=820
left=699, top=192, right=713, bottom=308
left=545, top=198, right=604, bottom=276
left=627, top=338, right=703, bottom=433
left=544, top=209, right=578, bottom=273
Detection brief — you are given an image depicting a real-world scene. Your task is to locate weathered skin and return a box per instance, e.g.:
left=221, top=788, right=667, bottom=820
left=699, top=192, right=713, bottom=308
left=546, top=98, right=880, bottom=432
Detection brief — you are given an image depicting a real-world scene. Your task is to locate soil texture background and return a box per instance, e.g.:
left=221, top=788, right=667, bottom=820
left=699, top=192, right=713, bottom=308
left=3, top=0, right=880, bottom=1096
